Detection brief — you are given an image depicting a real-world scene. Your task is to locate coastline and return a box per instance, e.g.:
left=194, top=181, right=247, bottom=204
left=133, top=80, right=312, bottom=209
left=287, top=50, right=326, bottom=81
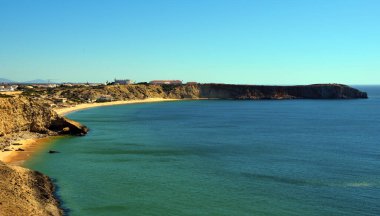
left=0, top=98, right=181, bottom=165
left=0, top=97, right=183, bottom=215
left=54, top=98, right=182, bottom=116
left=0, top=136, right=55, bottom=165
left=0, top=86, right=371, bottom=215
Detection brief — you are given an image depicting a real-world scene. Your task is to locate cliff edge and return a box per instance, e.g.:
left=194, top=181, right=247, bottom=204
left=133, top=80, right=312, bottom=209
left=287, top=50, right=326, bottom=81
left=39, top=83, right=367, bottom=102
left=197, top=84, right=368, bottom=99
left=0, top=161, right=62, bottom=216
left=0, top=96, right=88, bottom=149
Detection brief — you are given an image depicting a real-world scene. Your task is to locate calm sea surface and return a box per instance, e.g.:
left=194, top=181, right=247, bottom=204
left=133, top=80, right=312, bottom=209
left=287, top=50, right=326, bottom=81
left=26, top=86, right=380, bottom=216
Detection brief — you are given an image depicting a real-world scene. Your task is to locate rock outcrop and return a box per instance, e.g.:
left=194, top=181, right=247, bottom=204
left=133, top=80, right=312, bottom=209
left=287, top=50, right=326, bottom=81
left=0, top=96, right=88, bottom=149
left=0, top=96, right=57, bottom=136
left=50, top=117, right=88, bottom=136
left=0, top=161, right=62, bottom=216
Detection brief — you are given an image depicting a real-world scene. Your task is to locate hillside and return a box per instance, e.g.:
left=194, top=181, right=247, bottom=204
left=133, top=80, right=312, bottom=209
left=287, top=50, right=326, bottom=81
left=21, top=83, right=367, bottom=105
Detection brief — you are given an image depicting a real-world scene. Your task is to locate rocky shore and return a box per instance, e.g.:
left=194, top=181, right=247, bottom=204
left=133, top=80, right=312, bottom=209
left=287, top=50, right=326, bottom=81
left=0, top=161, right=62, bottom=216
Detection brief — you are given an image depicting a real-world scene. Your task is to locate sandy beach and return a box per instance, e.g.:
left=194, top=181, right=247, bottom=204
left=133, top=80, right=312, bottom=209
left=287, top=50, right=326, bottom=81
left=0, top=137, right=54, bottom=165
left=55, top=98, right=181, bottom=116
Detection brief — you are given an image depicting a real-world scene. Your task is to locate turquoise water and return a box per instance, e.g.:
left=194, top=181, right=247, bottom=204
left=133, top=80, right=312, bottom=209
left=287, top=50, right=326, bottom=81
left=26, top=86, right=380, bottom=216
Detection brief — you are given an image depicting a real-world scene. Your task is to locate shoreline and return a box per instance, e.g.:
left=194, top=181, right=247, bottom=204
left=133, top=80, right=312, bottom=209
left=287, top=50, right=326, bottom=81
left=0, top=136, right=55, bottom=165
left=0, top=97, right=184, bottom=215
left=0, top=98, right=182, bottom=164
left=55, top=98, right=182, bottom=116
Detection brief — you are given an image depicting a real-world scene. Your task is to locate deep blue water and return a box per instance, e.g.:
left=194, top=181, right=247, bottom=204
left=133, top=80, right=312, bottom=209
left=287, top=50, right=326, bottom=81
left=26, top=86, right=380, bottom=216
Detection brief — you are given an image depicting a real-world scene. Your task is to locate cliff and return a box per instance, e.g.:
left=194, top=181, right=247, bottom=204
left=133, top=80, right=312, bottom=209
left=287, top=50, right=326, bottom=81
left=0, top=161, right=62, bottom=216
left=0, top=83, right=366, bottom=151
left=41, top=83, right=367, bottom=103
left=0, top=96, right=88, bottom=149
left=197, top=84, right=368, bottom=99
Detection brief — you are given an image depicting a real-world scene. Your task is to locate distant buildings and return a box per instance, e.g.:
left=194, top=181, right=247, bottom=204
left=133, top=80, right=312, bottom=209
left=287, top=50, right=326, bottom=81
left=150, top=80, right=182, bottom=85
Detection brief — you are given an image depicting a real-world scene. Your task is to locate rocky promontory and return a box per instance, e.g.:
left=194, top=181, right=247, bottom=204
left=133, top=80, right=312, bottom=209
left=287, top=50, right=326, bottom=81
left=0, top=96, right=88, bottom=149
left=0, top=161, right=62, bottom=216
left=197, top=84, right=368, bottom=99
left=34, top=83, right=367, bottom=103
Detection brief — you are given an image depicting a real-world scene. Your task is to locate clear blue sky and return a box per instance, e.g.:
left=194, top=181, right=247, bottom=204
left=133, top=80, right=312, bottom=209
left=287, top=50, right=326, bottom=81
left=0, top=0, right=379, bottom=84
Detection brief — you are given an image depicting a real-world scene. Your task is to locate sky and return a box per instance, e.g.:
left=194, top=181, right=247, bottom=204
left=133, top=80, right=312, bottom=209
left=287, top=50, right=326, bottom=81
left=0, top=0, right=379, bottom=84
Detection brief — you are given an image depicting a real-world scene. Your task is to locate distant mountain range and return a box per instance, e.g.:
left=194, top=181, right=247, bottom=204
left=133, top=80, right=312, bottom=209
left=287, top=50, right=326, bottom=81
left=23, top=79, right=51, bottom=84
left=0, top=78, right=15, bottom=83
left=0, top=78, right=52, bottom=84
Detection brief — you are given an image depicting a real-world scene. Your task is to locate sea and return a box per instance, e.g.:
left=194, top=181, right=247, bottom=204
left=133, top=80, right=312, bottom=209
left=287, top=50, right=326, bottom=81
left=25, top=86, right=380, bottom=216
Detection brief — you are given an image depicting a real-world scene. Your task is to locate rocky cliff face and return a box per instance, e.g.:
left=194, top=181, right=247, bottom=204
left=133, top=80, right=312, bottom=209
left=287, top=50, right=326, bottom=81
left=0, top=161, right=62, bottom=216
left=0, top=96, right=88, bottom=149
left=44, top=83, right=367, bottom=102
left=117, top=83, right=367, bottom=99
left=0, top=97, right=57, bottom=136
left=197, top=84, right=368, bottom=99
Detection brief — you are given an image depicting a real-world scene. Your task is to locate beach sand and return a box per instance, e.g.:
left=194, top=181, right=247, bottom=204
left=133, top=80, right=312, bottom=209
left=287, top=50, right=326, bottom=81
left=0, top=137, right=54, bottom=165
left=0, top=98, right=181, bottom=165
left=55, top=98, right=181, bottom=115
